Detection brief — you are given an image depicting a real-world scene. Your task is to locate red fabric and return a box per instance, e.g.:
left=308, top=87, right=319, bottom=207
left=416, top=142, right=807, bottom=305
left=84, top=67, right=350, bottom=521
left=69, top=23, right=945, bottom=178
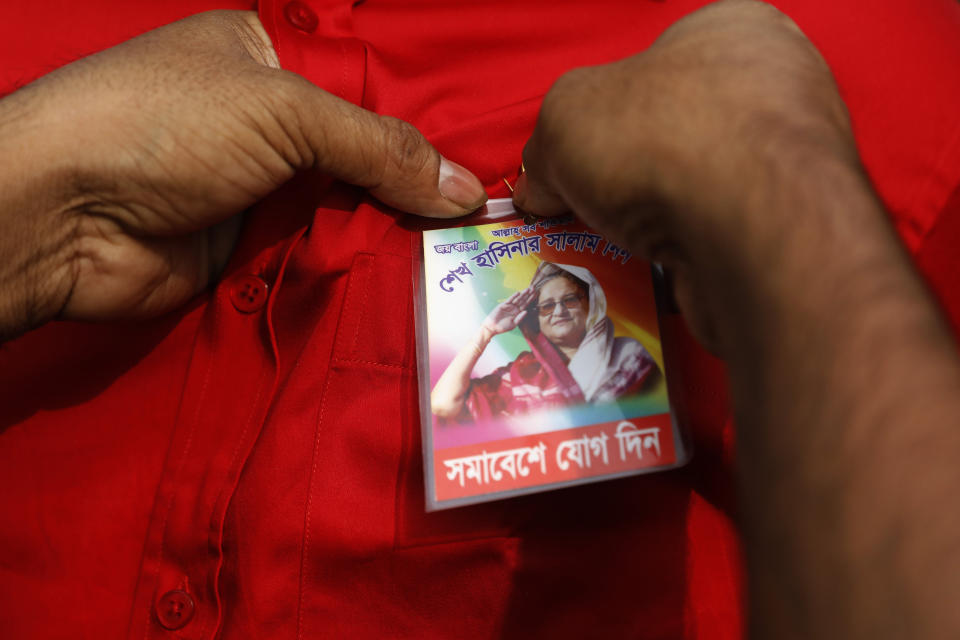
left=917, top=184, right=960, bottom=337
left=1, top=0, right=959, bottom=638
left=467, top=345, right=585, bottom=420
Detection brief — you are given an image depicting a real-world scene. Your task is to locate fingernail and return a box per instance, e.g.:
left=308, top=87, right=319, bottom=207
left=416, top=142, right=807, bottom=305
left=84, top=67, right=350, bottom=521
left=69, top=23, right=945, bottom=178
left=439, top=157, right=488, bottom=211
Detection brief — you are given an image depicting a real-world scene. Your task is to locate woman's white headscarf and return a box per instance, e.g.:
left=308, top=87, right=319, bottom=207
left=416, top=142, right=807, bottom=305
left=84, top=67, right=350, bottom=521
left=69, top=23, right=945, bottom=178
left=528, top=262, right=625, bottom=402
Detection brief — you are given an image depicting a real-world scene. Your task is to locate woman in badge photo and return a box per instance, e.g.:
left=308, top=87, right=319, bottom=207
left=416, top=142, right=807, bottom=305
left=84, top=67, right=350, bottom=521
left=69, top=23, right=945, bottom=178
left=431, top=261, right=659, bottom=421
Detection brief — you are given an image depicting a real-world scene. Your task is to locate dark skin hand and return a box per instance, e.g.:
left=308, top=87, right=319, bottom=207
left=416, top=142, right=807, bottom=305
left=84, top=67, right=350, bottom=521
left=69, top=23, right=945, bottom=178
left=0, top=10, right=486, bottom=341
left=516, top=1, right=960, bottom=638
left=3, top=2, right=960, bottom=638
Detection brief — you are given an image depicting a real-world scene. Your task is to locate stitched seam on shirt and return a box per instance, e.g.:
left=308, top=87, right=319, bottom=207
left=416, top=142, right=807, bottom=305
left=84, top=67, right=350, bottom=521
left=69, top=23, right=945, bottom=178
left=352, top=257, right=371, bottom=361
left=204, top=366, right=269, bottom=640
left=393, top=371, right=413, bottom=551
left=335, top=252, right=371, bottom=361
left=395, top=533, right=516, bottom=551
left=342, top=251, right=415, bottom=367
left=297, top=353, right=336, bottom=640
left=207, top=228, right=303, bottom=638
left=143, top=301, right=219, bottom=640
left=295, top=249, right=411, bottom=632
left=297, top=262, right=359, bottom=640
left=331, top=356, right=413, bottom=370
left=296, top=252, right=378, bottom=637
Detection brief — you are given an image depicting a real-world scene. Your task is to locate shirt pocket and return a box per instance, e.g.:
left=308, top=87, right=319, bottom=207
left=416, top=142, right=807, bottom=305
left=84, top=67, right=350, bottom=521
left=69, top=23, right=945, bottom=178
left=314, top=250, right=518, bottom=550
left=331, top=251, right=414, bottom=367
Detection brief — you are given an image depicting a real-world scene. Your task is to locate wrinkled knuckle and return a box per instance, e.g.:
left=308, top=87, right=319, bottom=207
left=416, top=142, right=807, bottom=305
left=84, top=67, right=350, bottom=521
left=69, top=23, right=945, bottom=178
left=553, top=66, right=591, bottom=93
left=535, top=68, right=602, bottom=161
left=540, top=68, right=595, bottom=132
left=535, top=87, right=571, bottom=152
left=378, top=115, right=432, bottom=181
left=232, top=11, right=281, bottom=68
left=742, top=0, right=798, bottom=33
left=186, top=9, right=243, bottom=38
left=542, top=70, right=582, bottom=116
left=187, top=9, right=228, bottom=24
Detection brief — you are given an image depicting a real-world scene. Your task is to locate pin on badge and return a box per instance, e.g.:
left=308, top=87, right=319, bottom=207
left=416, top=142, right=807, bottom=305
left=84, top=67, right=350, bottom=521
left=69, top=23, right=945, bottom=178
left=504, top=163, right=541, bottom=225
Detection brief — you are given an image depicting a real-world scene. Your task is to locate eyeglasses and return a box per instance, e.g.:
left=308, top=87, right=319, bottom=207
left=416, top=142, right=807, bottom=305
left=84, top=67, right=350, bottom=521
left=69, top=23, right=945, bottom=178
left=535, top=293, right=585, bottom=316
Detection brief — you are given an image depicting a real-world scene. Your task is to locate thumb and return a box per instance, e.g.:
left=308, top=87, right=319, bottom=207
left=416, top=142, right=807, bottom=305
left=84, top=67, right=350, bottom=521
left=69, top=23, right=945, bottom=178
left=272, top=72, right=487, bottom=217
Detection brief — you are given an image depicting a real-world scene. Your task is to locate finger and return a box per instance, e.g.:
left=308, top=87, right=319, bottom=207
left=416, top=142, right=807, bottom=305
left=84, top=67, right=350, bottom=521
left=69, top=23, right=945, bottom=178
left=671, top=266, right=723, bottom=357
left=512, top=170, right=568, bottom=218
left=511, top=119, right=570, bottom=217
left=515, top=291, right=534, bottom=314
left=512, top=290, right=533, bottom=307
left=272, top=72, right=488, bottom=218
left=514, top=309, right=528, bottom=326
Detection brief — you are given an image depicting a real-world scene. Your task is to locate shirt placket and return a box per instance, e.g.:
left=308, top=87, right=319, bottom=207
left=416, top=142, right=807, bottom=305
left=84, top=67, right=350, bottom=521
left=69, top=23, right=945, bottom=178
left=128, top=0, right=367, bottom=635
left=127, top=219, right=307, bottom=640
left=260, top=0, right=367, bottom=106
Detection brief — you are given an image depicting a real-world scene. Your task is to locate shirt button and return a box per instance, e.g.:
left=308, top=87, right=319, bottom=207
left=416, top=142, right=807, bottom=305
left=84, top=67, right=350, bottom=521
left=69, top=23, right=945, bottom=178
left=229, top=274, right=269, bottom=313
left=156, top=590, right=195, bottom=630
left=284, top=1, right=319, bottom=33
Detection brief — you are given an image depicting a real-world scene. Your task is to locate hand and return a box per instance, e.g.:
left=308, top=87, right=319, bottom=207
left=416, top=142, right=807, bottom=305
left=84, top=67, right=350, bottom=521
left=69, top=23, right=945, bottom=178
left=482, top=288, right=538, bottom=336
left=516, top=5, right=960, bottom=638
left=513, top=0, right=862, bottom=352
left=0, top=10, right=487, bottom=339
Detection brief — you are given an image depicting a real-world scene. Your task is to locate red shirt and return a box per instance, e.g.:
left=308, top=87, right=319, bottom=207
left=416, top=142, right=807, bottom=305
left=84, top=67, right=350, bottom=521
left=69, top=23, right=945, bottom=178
left=2, top=0, right=959, bottom=638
